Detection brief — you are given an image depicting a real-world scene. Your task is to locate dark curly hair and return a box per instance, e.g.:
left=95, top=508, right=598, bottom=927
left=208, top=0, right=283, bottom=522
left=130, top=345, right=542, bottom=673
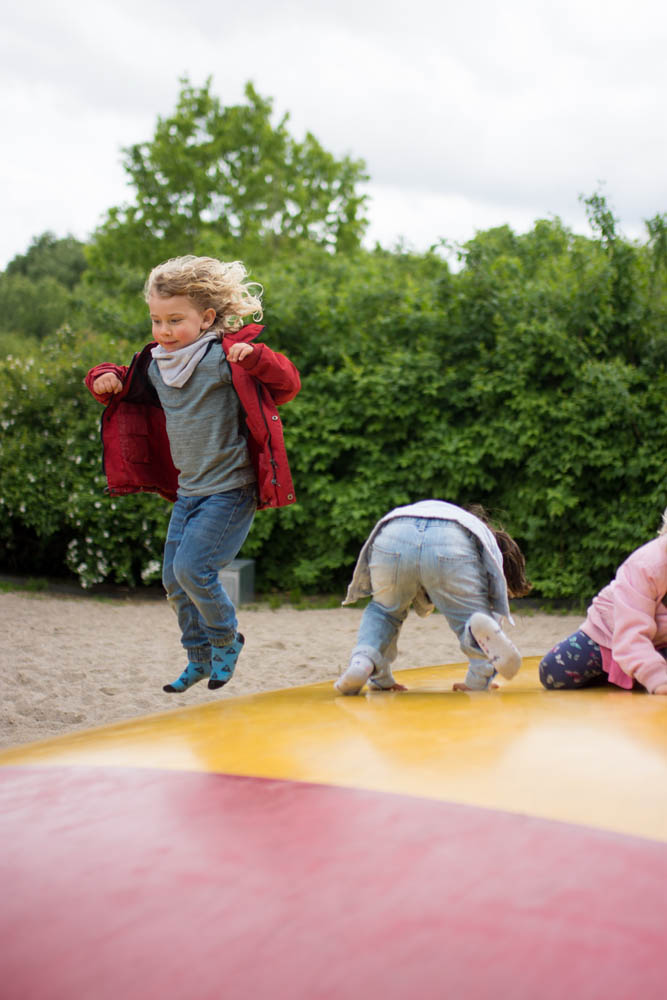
left=466, top=504, right=532, bottom=599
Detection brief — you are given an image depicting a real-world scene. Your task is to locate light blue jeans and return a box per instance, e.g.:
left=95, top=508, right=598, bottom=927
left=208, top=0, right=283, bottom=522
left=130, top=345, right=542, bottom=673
left=353, top=517, right=496, bottom=689
left=162, top=484, right=256, bottom=662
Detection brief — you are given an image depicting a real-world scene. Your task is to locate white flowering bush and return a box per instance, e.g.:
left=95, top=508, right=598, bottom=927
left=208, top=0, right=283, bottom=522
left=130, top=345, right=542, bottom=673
left=0, top=326, right=170, bottom=588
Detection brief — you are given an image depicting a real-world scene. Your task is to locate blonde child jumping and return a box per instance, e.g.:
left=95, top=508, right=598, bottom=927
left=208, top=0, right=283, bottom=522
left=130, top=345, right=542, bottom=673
left=86, top=255, right=300, bottom=693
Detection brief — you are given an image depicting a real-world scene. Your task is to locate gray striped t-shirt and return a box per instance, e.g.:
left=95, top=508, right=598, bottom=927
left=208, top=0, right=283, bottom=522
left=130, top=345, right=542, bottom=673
left=148, top=342, right=256, bottom=497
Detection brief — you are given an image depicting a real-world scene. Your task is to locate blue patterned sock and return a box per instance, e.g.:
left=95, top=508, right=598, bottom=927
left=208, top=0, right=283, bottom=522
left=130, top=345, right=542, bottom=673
left=208, top=634, right=245, bottom=690
left=163, top=660, right=211, bottom=694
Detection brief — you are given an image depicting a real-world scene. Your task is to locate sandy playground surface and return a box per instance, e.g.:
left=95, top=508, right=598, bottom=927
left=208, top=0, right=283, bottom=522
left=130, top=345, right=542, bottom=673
left=0, top=587, right=585, bottom=749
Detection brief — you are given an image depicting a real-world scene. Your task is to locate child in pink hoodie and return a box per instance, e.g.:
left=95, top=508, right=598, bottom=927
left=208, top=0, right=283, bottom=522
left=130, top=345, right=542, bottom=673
left=539, top=509, right=667, bottom=694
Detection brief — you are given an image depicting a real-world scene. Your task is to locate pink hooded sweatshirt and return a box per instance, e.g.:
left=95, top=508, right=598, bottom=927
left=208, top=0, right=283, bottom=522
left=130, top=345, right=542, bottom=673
left=581, top=535, right=667, bottom=692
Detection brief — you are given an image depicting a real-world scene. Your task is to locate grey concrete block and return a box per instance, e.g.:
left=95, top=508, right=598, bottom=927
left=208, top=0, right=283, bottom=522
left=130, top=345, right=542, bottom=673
left=219, top=559, right=255, bottom=606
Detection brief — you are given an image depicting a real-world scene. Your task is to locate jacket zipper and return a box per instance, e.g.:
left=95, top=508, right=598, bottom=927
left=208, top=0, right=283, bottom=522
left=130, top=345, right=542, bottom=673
left=256, top=383, right=279, bottom=489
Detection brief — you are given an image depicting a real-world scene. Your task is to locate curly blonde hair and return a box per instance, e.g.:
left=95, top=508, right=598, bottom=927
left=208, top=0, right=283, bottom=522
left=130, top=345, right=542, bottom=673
left=144, top=255, right=263, bottom=332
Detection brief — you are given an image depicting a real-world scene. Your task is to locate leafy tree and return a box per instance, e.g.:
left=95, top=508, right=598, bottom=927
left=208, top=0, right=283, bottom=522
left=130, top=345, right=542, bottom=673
left=86, top=78, right=369, bottom=297
left=0, top=272, right=73, bottom=343
left=646, top=212, right=667, bottom=276
left=6, top=232, right=87, bottom=289
left=0, top=232, right=88, bottom=349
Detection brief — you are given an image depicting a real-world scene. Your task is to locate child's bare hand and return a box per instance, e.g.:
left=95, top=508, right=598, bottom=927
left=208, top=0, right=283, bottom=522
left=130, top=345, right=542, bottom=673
left=226, top=343, right=254, bottom=364
left=654, top=683, right=667, bottom=695
left=93, top=373, right=123, bottom=395
left=453, top=681, right=499, bottom=692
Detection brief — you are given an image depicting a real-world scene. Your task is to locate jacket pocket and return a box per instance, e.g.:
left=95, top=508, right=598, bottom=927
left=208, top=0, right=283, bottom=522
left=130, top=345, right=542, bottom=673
left=117, top=405, right=151, bottom=464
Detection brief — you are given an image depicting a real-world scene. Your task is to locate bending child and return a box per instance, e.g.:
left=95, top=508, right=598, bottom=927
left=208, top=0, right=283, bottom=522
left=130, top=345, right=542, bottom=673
left=335, top=500, right=531, bottom=695
left=85, top=255, right=300, bottom=694
left=539, top=508, right=667, bottom=694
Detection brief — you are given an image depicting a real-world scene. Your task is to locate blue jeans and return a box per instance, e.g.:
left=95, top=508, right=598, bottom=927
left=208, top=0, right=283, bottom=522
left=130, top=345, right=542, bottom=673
left=353, top=517, right=496, bottom=689
left=162, top=485, right=256, bottom=661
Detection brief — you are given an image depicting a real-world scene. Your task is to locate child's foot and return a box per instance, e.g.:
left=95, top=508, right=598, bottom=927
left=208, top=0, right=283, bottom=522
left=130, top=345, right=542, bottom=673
left=163, top=660, right=211, bottom=693
left=208, top=634, right=245, bottom=690
left=334, top=654, right=374, bottom=695
left=468, top=612, right=521, bottom=680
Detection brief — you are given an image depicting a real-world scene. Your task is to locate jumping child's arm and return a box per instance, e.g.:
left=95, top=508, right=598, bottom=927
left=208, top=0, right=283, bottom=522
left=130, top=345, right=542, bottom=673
left=85, top=364, right=129, bottom=404
left=227, top=341, right=301, bottom=405
left=226, top=343, right=255, bottom=365
left=92, top=373, right=123, bottom=395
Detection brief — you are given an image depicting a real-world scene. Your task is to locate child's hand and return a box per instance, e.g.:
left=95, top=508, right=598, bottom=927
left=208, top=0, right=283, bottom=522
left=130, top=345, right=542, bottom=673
left=654, top=683, right=667, bottom=695
left=370, top=682, right=407, bottom=692
left=226, top=343, right=255, bottom=364
left=93, top=373, right=123, bottom=395
left=453, top=681, right=499, bottom=691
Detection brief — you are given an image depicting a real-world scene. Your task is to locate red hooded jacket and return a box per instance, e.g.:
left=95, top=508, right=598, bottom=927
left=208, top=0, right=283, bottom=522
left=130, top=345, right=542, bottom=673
left=84, top=324, right=300, bottom=510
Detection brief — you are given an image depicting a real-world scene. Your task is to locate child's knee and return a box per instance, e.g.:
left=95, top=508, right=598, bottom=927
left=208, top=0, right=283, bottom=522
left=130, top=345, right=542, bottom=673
left=538, top=652, right=558, bottom=688
left=172, top=552, right=201, bottom=592
left=162, top=562, right=176, bottom=593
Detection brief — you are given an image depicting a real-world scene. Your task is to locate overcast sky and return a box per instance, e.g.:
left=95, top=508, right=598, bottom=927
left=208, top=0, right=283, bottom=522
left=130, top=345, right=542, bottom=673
left=2, top=0, right=666, bottom=268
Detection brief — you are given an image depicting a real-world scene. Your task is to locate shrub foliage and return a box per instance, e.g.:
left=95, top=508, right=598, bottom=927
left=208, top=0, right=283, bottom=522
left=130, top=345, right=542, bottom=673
left=2, top=208, right=666, bottom=598
left=1, top=79, right=666, bottom=599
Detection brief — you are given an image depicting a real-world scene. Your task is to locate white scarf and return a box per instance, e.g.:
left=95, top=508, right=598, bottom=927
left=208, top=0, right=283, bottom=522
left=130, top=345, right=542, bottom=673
left=151, top=331, right=220, bottom=387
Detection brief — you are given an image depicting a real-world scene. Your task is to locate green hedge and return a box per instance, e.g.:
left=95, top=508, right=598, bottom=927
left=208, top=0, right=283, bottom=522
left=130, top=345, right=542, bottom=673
left=1, top=216, right=666, bottom=598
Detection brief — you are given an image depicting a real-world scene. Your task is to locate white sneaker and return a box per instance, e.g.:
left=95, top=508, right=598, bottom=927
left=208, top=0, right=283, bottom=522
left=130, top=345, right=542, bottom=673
left=334, top=655, right=374, bottom=695
left=468, top=612, right=521, bottom=681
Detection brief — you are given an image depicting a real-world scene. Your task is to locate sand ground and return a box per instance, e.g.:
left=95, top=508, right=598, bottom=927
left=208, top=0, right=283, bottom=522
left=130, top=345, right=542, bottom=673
left=0, top=588, right=585, bottom=749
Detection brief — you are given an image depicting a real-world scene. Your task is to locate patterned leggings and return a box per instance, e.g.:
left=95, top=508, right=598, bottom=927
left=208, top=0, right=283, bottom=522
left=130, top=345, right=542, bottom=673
left=538, top=630, right=608, bottom=689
